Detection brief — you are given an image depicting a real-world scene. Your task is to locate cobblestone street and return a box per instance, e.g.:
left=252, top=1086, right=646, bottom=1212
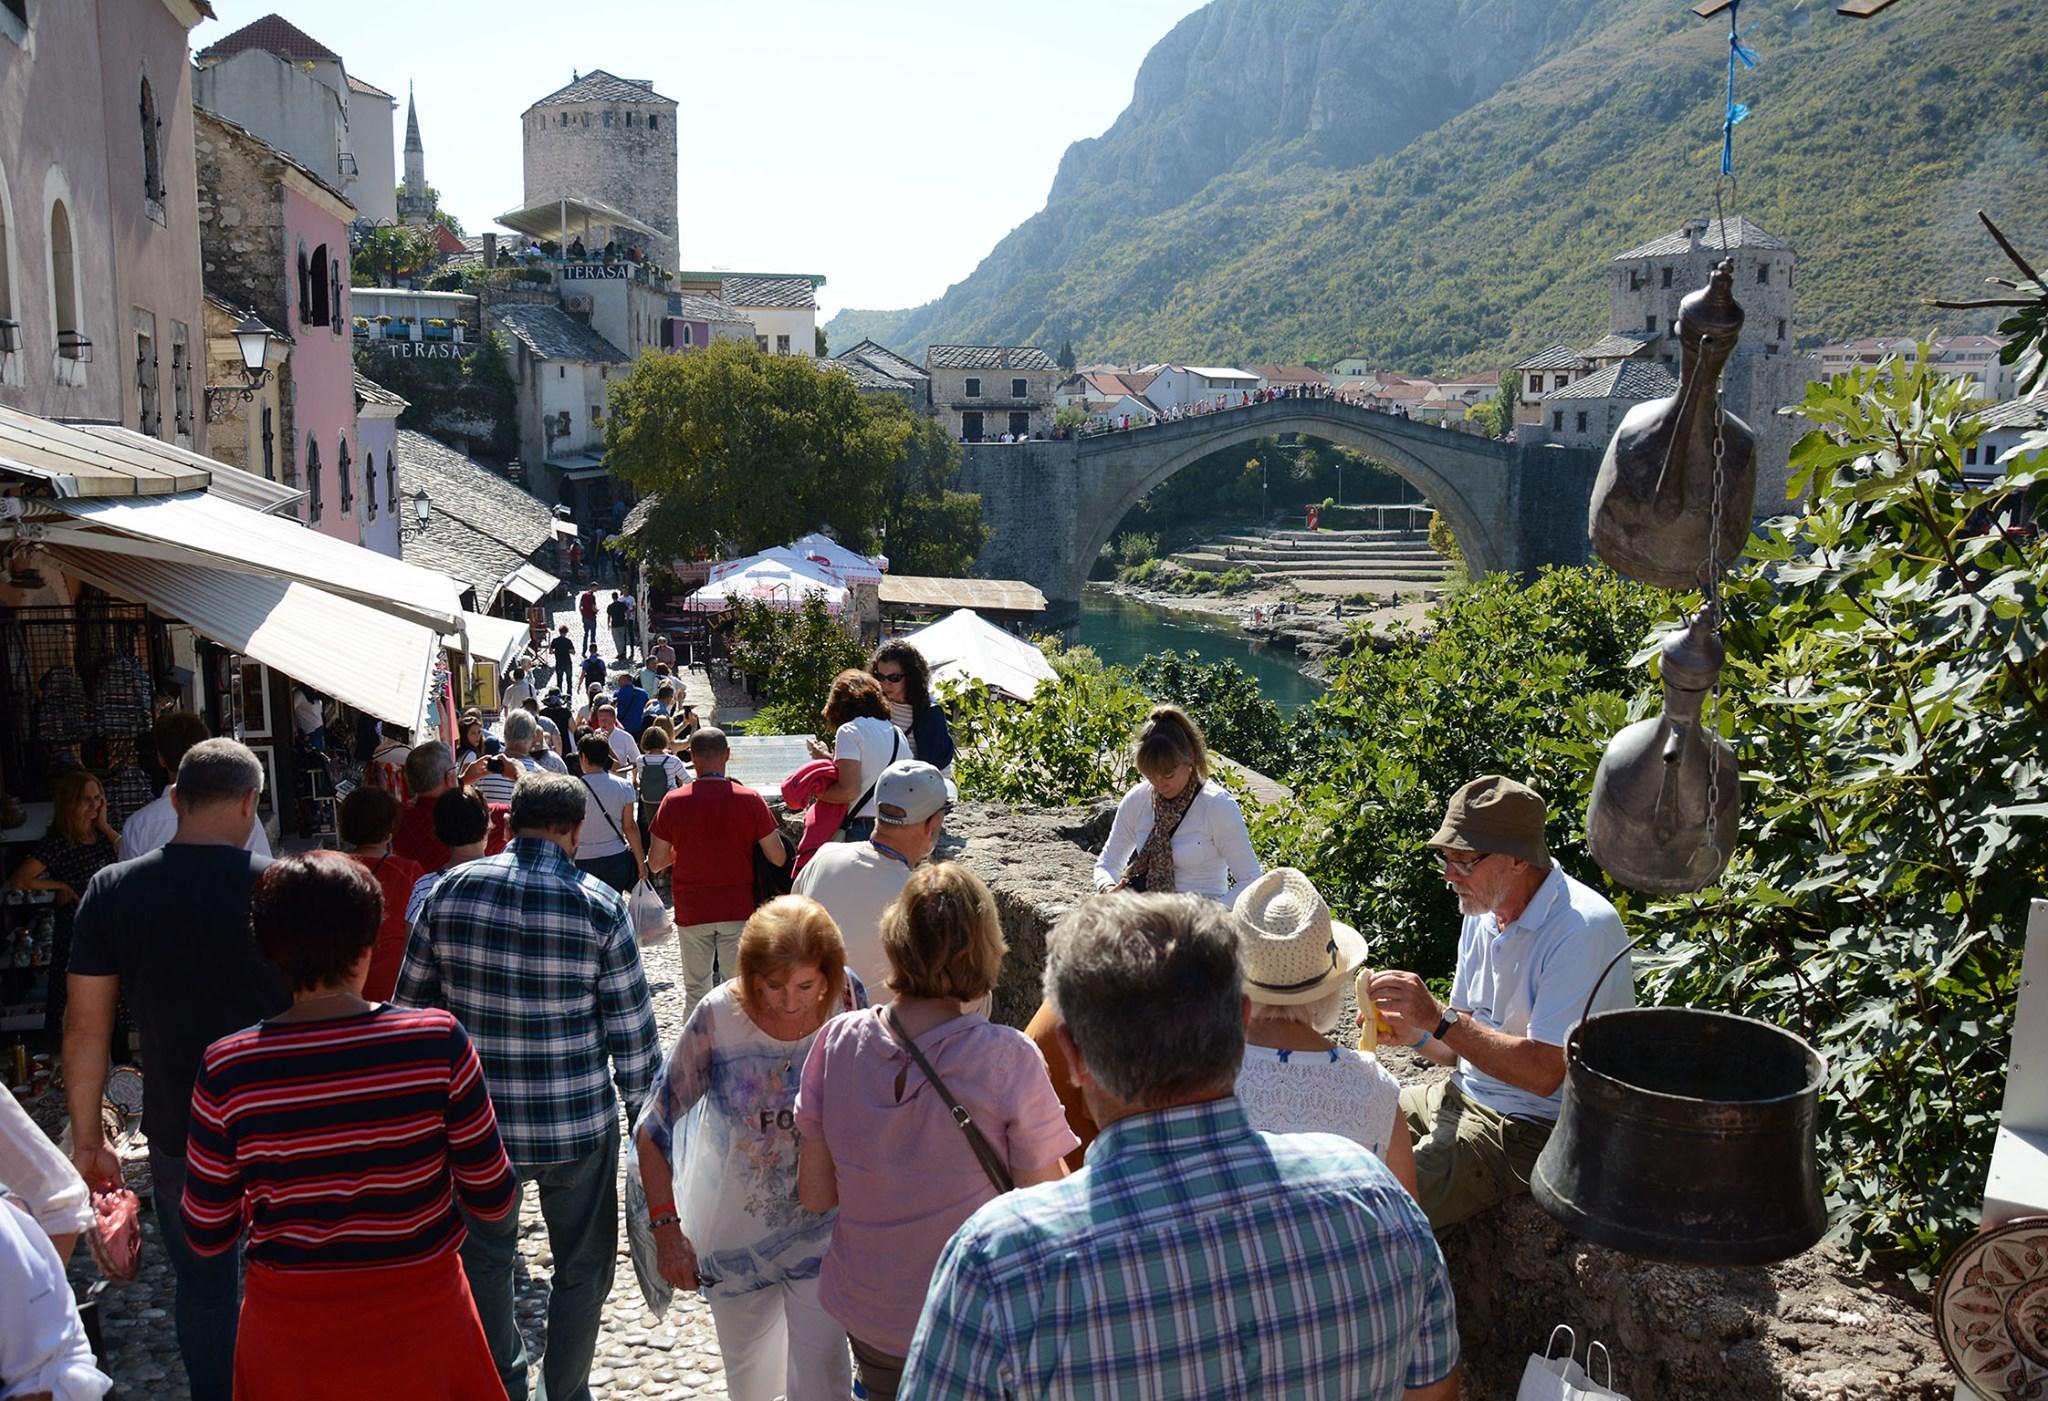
left=74, top=935, right=731, bottom=1400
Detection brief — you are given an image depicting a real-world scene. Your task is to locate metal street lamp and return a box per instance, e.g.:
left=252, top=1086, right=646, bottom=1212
left=412, top=487, right=432, bottom=529
left=204, top=316, right=279, bottom=420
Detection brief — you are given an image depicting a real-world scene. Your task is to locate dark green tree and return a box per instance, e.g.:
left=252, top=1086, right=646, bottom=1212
left=816, top=325, right=829, bottom=357
left=1056, top=339, right=1077, bottom=373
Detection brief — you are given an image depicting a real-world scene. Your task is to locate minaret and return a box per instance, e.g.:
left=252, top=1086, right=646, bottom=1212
left=397, top=85, right=433, bottom=224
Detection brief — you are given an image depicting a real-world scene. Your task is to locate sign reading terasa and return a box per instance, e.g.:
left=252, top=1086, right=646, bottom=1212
left=560, top=264, right=631, bottom=281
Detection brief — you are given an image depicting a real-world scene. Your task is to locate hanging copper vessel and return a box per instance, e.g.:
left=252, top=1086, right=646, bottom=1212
left=1588, top=260, right=1758, bottom=589
left=1587, top=611, right=1738, bottom=893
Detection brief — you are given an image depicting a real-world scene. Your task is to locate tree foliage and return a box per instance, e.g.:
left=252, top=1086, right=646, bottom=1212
left=353, top=333, right=519, bottom=460
left=351, top=224, right=440, bottom=287
left=724, top=594, right=867, bottom=737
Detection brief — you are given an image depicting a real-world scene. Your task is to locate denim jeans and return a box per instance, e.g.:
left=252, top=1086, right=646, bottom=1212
left=148, top=1148, right=241, bottom=1401
left=581, top=617, right=598, bottom=652
left=460, top=1120, right=620, bottom=1401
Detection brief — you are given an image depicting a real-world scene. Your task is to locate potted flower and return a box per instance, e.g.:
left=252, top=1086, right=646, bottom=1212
left=352, top=316, right=370, bottom=332
left=424, top=317, right=452, bottom=342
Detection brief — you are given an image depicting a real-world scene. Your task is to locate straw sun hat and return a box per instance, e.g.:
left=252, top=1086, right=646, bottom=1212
left=1233, top=868, right=1367, bottom=1006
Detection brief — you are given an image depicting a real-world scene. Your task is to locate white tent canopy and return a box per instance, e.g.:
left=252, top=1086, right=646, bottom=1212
left=786, top=533, right=885, bottom=584
left=687, top=552, right=848, bottom=612
left=444, top=611, right=534, bottom=672
left=904, top=609, right=1056, bottom=701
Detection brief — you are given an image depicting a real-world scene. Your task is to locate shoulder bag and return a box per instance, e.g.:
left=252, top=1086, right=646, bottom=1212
left=838, top=726, right=901, bottom=837
left=885, top=1007, right=1013, bottom=1194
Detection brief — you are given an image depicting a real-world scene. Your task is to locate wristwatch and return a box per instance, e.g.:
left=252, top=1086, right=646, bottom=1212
left=1432, top=1007, right=1461, bottom=1042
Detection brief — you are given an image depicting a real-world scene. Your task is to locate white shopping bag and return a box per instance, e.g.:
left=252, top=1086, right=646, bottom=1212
left=1517, top=1326, right=1629, bottom=1401
left=629, top=878, right=672, bottom=945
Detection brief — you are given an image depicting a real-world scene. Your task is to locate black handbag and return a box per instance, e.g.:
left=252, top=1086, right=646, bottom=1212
left=752, top=830, right=793, bottom=907
left=886, top=1008, right=1014, bottom=1194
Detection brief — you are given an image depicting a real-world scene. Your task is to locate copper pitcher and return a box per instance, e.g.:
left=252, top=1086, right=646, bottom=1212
left=1587, top=611, right=1738, bottom=893
left=1588, top=260, right=1758, bottom=589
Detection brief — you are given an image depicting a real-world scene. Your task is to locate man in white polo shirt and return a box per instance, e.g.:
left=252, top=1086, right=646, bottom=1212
left=1369, top=774, right=1633, bottom=1229
left=793, top=761, right=949, bottom=1003
left=120, top=711, right=272, bottom=861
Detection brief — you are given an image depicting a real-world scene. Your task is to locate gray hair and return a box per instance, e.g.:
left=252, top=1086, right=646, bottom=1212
left=507, top=772, right=586, bottom=833
left=501, top=709, right=538, bottom=747
left=405, top=741, right=455, bottom=793
left=176, top=737, right=264, bottom=807
left=1043, top=892, right=1245, bottom=1106
left=1249, top=988, right=1343, bottom=1036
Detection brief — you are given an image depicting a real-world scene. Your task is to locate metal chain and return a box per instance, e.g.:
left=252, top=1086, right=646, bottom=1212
left=1702, top=358, right=1729, bottom=873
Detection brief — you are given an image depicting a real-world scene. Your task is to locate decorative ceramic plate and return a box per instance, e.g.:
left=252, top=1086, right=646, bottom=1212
left=1938, top=1217, right=2048, bottom=1399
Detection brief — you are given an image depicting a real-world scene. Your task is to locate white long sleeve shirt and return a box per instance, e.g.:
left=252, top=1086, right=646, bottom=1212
left=0, top=1090, right=91, bottom=1241
left=1093, top=779, right=1262, bottom=905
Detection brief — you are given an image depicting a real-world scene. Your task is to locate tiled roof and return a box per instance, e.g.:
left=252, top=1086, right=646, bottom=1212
left=395, top=430, right=556, bottom=598
left=199, top=13, right=339, bottom=62
left=1545, top=361, right=1680, bottom=402
left=528, top=70, right=674, bottom=109
left=837, top=340, right=927, bottom=382
left=490, top=303, right=629, bottom=364
left=1973, top=391, right=2048, bottom=432
left=621, top=494, right=661, bottom=536
left=821, top=357, right=918, bottom=392
left=926, top=344, right=1060, bottom=372
left=1513, top=344, right=1582, bottom=372
left=1581, top=332, right=1660, bottom=360
left=1613, top=216, right=1790, bottom=262
left=721, top=276, right=819, bottom=311
left=347, top=74, right=395, bottom=101
left=667, top=292, right=753, bottom=326
left=352, top=370, right=408, bottom=410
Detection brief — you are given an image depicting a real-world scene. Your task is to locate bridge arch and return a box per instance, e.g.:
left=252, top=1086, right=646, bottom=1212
left=1065, top=400, right=1516, bottom=606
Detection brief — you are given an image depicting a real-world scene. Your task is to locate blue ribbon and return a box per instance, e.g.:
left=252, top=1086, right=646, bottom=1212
left=1721, top=0, right=1760, bottom=176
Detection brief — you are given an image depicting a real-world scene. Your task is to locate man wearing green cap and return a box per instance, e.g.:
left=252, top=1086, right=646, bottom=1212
left=1369, top=774, right=1633, bottom=1230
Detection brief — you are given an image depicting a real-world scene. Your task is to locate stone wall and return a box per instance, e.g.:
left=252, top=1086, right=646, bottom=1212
left=939, top=798, right=1953, bottom=1400
left=521, top=99, right=678, bottom=269
left=927, top=365, right=1056, bottom=440
left=955, top=438, right=1083, bottom=626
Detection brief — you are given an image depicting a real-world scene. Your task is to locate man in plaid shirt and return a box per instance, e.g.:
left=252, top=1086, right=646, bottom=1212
left=901, top=893, right=1460, bottom=1400
left=397, top=772, right=659, bottom=1401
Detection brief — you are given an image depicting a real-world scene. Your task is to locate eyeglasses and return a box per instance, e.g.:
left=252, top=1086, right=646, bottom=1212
left=875, top=671, right=907, bottom=684
left=1436, top=849, right=1491, bottom=877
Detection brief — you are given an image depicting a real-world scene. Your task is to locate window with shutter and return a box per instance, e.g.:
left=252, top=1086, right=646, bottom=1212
left=306, top=436, right=322, bottom=521
left=330, top=259, right=343, bottom=334
left=309, top=246, right=330, bottom=327
left=261, top=404, right=276, bottom=480
left=134, top=312, right=159, bottom=437
left=385, top=452, right=396, bottom=509
left=337, top=433, right=352, bottom=513
left=365, top=447, right=378, bottom=520
left=298, top=244, right=312, bottom=325
left=170, top=322, right=191, bottom=439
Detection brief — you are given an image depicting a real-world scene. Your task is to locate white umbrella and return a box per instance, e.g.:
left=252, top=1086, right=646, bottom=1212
left=904, top=609, right=1056, bottom=701
left=788, top=533, right=885, bottom=584
left=687, top=553, right=849, bottom=612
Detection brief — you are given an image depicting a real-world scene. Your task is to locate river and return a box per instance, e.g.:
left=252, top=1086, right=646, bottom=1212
left=1076, top=589, right=1325, bottom=711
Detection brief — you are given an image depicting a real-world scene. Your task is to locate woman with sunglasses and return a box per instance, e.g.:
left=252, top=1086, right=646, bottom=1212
left=868, top=641, right=953, bottom=771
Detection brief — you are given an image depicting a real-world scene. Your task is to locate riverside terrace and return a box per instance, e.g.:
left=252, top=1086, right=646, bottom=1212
left=956, top=393, right=1601, bottom=620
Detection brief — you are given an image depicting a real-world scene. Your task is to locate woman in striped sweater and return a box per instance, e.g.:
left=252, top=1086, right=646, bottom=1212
left=183, top=851, right=517, bottom=1400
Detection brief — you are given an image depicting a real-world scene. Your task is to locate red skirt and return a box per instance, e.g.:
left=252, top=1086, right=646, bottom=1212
left=236, top=1250, right=505, bottom=1400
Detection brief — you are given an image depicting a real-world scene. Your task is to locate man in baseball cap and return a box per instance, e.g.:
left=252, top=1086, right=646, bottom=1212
left=1367, top=775, right=1634, bottom=1230
left=795, top=760, right=951, bottom=1004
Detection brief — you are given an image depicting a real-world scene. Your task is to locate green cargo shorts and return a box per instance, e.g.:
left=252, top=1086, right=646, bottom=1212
left=1400, top=1075, right=1553, bottom=1231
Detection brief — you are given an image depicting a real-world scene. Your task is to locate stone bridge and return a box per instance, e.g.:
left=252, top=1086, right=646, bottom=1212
left=955, top=397, right=1603, bottom=620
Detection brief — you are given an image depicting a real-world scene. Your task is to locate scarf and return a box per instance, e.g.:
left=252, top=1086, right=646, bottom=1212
left=1122, top=779, right=1201, bottom=894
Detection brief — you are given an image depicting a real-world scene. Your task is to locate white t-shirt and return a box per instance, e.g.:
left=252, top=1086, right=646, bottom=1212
left=0, top=1197, right=106, bottom=1398
left=575, top=771, right=637, bottom=860
left=119, top=790, right=272, bottom=862
left=1092, top=779, right=1261, bottom=904
left=606, top=724, right=642, bottom=770
left=1235, top=1044, right=1403, bottom=1161
left=793, top=841, right=913, bottom=1003
left=834, top=715, right=906, bottom=821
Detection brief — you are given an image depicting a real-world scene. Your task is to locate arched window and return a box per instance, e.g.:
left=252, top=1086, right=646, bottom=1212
left=305, top=435, right=322, bottom=521
left=336, top=431, right=352, bottom=513
left=139, top=77, right=163, bottom=205
left=308, top=244, right=330, bottom=327
left=50, top=199, right=83, bottom=359
left=364, top=446, right=378, bottom=520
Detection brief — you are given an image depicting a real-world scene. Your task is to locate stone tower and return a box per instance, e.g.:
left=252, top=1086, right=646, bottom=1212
left=521, top=69, right=679, bottom=268
left=396, top=85, right=433, bottom=224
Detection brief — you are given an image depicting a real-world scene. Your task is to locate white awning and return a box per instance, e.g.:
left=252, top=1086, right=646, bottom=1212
left=48, top=547, right=439, bottom=729
left=61, top=423, right=304, bottom=514
left=444, top=611, right=533, bottom=671
left=39, top=490, right=464, bottom=631
left=496, top=193, right=659, bottom=241
left=500, top=562, right=560, bottom=603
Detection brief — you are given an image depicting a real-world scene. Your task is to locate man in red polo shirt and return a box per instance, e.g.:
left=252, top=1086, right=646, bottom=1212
left=646, top=727, right=786, bottom=1019
left=393, top=742, right=510, bottom=872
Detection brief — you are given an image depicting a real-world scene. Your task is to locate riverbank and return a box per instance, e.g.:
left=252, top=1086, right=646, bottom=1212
left=1087, top=576, right=1432, bottom=681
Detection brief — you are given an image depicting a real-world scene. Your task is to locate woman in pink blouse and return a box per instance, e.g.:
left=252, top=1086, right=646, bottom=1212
left=795, top=864, right=1076, bottom=1401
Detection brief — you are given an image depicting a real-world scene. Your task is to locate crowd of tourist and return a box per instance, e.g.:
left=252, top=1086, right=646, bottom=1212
left=0, top=616, right=1637, bottom=1400
left=1082, top=374, right=1435, bottom=436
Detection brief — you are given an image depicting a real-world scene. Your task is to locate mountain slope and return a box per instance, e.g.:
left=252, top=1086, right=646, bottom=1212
left=830, top=0, right=2048, bottom=370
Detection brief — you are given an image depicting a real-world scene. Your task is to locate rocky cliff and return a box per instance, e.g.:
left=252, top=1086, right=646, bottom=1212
left=833, top=0, right=2047, bottom=370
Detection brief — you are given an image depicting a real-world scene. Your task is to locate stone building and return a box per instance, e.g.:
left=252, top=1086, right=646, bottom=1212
left=715, top=274, right=823, bottom=358
left=395, top=427, right=561, bottom=611
left=926, top=345, right=1060, bottom=441
left=831, top=339, right=929, bottom=410
left=1539, top=360, right=1681, bottom=451
left=194, top=106, right=363, bottom=544
left=521, top=70, right=678, bottom=268
left=488, top=300, right=628, bottom=516
left=0, top=0, right=212, bottom=451
left=193, top=13, right=397, bottom=227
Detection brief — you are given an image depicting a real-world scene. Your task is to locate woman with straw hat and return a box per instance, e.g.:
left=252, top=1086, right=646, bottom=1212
left=1232, top=868, right=1417, bottom=1200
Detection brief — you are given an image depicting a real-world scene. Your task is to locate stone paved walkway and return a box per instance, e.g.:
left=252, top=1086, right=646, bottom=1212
left=73, top=934, right=734, bottom=1400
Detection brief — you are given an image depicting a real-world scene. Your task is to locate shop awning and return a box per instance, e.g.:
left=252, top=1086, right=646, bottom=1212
left=36, top=490, right=464, bottom=632
left=500, top=562, right=560, bottom=604
left=444, top=611, right=533, bottom=671
left=60, top=422, right=304, bottom=515
left=495, top=193, right=659, bottom=242
left=48, top=547, right=440, bottom=729
left=0, top=404, right=208, bottom=496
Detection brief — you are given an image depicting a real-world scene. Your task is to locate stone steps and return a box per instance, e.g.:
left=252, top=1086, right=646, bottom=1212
left=1169, top=552, right=1452, bottom=581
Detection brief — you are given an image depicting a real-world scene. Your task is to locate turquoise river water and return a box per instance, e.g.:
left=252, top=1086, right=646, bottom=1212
left=1075, top=589, right=1325, bottom=712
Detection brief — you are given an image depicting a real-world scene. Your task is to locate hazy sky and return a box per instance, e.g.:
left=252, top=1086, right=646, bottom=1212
left=194, top=1, right=1210, bottom=316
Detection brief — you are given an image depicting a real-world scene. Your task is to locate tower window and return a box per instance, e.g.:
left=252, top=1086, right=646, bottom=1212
left=1011, top=378, right=1027, bottom=398
left=649, top=114, right=658, bottom=130
left=139, top=77, right=164, bottom=207
left=1660, top=266, right=1672, bottom=288
left=1645, top=313, right=1658, bottom=333
left=1757, top=263, right=1770, bottom=285
left=1575, top=410, right=1588, bottom=434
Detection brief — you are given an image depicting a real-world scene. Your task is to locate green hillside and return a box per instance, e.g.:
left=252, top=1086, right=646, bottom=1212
left=828, top=0, right=2047, bottom=373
